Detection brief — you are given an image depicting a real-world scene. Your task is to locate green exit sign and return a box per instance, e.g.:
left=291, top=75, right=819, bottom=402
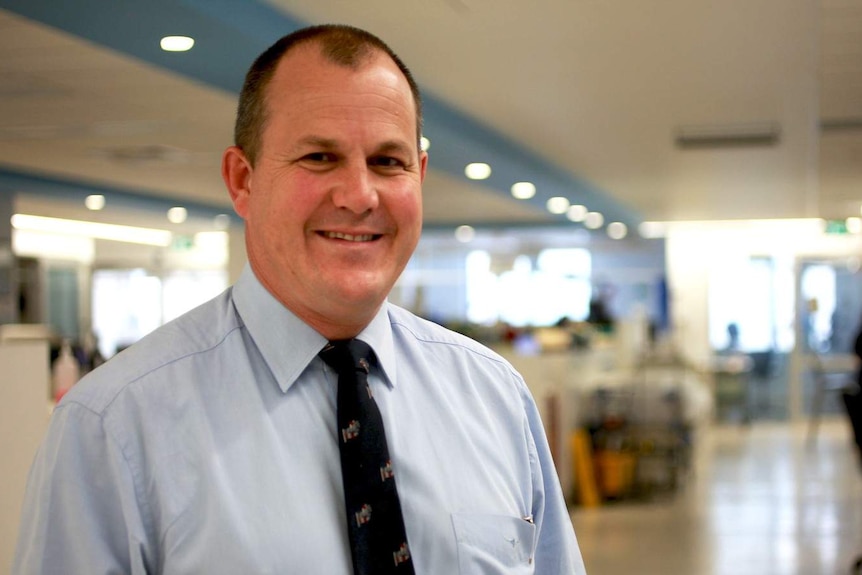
left=171, top=235, right=194, bottom=250
left=825, top=220, right=848, bottom=234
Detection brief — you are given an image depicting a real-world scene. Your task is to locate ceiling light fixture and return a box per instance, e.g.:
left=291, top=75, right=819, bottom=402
left=584, top=211, right=604, bottom=229
left=11, top=214, right=172, bottom=246
left=511, top=182, right=536, bottom=200
left=638, top=221, right=668, bottom=238
left=167, top=207, right=188, bottom=224
left=607, top=222, right=628, bottom=239
left=213, top=214, right=231, bottom=230
left=674, top=122, right=780, bottom=149
left=84, top=194, right=105, bottom=211
left=546, top=197, right=570, bottom=215
left=455, top=225, right=475, bottom=243
left=567, top=204, right=588, bottom=222
left=464, top=163, right=491, bottom=180
left=160, top=36, right=195, bottom=52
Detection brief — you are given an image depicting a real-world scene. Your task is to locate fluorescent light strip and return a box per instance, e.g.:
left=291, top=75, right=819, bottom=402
left=11, top=214, right=173, bottom=246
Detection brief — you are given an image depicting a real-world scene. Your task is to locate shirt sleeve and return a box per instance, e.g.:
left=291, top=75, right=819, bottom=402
left=521, top=384, right=588, bottom=574
left=13, top=401, right=152, bottom=575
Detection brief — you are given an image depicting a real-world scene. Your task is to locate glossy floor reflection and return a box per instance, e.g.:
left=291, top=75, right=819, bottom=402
left=570, top=419, right=862, bottom=575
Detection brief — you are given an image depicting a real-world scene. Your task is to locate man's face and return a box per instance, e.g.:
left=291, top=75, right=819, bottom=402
left=224, top=44, right=426, bottom=339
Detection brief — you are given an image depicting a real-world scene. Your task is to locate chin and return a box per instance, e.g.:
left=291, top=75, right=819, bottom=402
left=329, top=278, right=388, bottom=307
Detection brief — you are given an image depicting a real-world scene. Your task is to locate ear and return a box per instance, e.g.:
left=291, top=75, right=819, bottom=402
left=419, top=150, right=428, bottom=183
left=222, top=146, right=253, bottom=219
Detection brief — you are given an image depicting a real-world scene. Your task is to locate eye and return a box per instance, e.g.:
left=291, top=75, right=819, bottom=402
left=302, top=152, right=338, bottom=163
left=369, top=156, right=405, bottom=169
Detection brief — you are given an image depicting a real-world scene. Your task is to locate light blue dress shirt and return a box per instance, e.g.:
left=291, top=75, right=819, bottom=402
left=14, top=265, right=586, bottom=574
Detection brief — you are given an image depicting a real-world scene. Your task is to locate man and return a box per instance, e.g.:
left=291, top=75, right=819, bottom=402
left=14, top=24, right=587, bottom=574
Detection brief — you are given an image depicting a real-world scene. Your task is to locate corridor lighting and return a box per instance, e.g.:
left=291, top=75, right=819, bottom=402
left=167, top=207, right=188, bottom=224
left=566, top=204, right=587, bottom=222
left=546, top=196, right=570, bottom=214
left=607, top=222, right=628, bottom=239
left=455, top=225, right=475, bottom=243
left=11, top=214, right=172, bottom=246
left=84, top=194, right=105, bottom=211
left=213, top=214, right=231, bottom=230
left=194, top=231, right=228, bottom=250
left=160, top=36, right=195, bottom=52
left=847, top=217, right=862, bottom=234
left=511, top=182, right=536, bottom=200
left=420, top=137, right=431, bottom=151
left=464, top=163, right=491, bottom=180
left=584, top=211, right=604, bottom=229
left=638, top=221, right=668, bottom=238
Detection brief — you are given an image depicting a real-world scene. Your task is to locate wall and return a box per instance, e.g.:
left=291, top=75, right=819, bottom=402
left=0, top=341, right=51, bottom=572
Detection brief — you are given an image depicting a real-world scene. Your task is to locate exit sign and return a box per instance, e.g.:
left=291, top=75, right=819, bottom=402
left=825, top=220, right=848, bottom=234
left=171, top=235, right=194, bottom=250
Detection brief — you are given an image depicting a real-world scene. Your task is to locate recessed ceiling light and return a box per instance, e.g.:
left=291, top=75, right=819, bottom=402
left=84, top=194, right=105, bottom=211
left=511, top=182, right=536, bottom=200
left=420, top=136, right=431, bottom=151
left=455, top=225, right=475, bottom=243
left=546, top=196, right=570, bottom=215
left=160, top=36, right=195, bottom=52
left=167, top=207, right=188, bottom=224
left=584, top=211, right=604, bottom=229
left=213, top=214, right=231, bottom=230
left=464, top=163, right=491, bottom=180
left=607, top=222, right=628, bottom=239
left=638, top=221, right=667, bottom=238
left=566, top=204, right=587, bottom=222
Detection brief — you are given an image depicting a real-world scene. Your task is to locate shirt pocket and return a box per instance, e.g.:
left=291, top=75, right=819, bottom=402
left=451, top=513, right=536, bottom=575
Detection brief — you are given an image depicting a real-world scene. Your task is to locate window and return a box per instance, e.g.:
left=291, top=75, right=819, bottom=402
left=466, top=248, right=591, bottom=327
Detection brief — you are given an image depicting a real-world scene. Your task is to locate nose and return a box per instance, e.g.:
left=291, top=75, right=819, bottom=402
left=331, top=162, right=379, bottom=214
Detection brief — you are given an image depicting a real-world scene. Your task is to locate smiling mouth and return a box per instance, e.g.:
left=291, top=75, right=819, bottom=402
left=320, top=231, right=380, bottom=242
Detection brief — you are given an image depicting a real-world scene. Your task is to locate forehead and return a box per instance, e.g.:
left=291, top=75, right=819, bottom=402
left=264, top=43, right=417, bottom=132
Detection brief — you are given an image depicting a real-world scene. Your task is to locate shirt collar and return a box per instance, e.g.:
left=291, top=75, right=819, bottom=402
left=233, top=264, right=397, bottom=393
left=356, top=303, right=397, bottom=388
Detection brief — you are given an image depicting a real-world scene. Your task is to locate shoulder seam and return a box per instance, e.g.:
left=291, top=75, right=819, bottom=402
left=390, top=319, right=517, bottom=373
left=72, top=323, right=246, bottom=416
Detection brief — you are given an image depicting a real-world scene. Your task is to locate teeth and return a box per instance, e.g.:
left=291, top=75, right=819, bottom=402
left=324, top=231, right=374, bottom=242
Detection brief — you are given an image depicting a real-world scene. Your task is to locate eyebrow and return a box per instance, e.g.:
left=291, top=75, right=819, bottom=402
left=293, top=136, right=339, bottom=152
left=292, top=136, right=415, bottom=157
left=374, top=140, right=414, bottom=158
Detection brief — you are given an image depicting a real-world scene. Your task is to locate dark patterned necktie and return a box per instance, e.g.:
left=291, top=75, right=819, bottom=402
left=319, top=339, right=415, bottom=575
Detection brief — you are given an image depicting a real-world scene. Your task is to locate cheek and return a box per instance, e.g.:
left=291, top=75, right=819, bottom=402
left=248, top=177, right=312, bottom=233
left=392, top=187, right=423, bottom=227
left=401, top=195, right=423, bottom=246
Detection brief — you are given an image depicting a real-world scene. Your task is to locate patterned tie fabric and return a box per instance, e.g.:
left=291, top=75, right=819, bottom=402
left=319, top=339, right=415, bottom=575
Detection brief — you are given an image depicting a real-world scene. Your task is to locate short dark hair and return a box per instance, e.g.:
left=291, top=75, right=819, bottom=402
left=234, top=24, right=423, bottom=166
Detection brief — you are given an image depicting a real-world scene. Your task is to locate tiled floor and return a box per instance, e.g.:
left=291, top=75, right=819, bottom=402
left=570, top=419, right=862, bottom=575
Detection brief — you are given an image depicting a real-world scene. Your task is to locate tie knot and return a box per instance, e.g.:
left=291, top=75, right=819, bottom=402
left=319, top=339, right=373, bottom=375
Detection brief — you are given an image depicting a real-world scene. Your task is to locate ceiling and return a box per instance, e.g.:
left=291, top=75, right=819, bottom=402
left=0, top=0, right=861, bottom=239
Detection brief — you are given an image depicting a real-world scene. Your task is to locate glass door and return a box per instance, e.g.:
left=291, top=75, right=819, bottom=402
left=708, top=256, right=795, bottom=421
left=795, top=259, right=862, bottom=420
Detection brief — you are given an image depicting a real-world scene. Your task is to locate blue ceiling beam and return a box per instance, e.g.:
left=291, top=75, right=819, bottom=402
left=0, top=165, right=237, bottom=222
left=0, top=0, right=640, bottom=228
